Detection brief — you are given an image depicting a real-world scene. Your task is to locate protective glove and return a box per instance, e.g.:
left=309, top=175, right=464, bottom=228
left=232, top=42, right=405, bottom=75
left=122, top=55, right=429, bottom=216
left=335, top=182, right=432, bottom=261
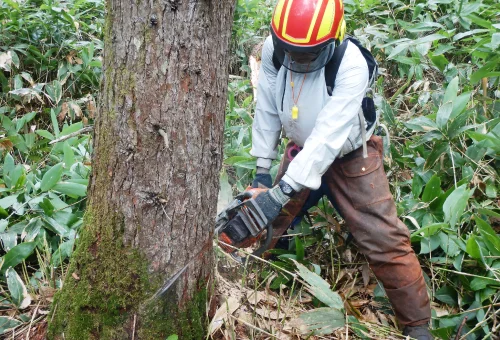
left=254, top=180, right=295, bottom=225
left=252, top=167, right=272, bottom=188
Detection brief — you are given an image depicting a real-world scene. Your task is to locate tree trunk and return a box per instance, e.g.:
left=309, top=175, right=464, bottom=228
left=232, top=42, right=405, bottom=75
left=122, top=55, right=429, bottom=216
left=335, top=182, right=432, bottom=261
left=48, top=0, right=236, bottom=338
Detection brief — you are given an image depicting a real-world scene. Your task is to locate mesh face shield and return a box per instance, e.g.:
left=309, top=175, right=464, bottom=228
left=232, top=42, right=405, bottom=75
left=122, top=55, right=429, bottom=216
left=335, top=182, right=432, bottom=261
left=272, top=32, right=336, bottom=74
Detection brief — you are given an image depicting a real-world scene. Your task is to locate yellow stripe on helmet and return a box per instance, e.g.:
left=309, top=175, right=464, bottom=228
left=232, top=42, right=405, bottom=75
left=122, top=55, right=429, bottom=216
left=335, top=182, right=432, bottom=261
left=316, top=0, right=335, bottom=41
left=335, top=16, right=346, bottom=41
left=282, top=0, right=324, bottom=44
left=273, top=0, right=286, bottom=30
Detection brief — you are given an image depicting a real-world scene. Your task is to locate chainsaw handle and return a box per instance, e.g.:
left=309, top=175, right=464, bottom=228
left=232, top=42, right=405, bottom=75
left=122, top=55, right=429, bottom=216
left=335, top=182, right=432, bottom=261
left=235, top=191, right=253, bottom=201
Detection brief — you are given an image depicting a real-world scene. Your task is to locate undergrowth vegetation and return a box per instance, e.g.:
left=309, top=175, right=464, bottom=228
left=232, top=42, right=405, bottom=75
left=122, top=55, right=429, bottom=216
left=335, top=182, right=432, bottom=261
left=0, top=0, right=498, bottom=338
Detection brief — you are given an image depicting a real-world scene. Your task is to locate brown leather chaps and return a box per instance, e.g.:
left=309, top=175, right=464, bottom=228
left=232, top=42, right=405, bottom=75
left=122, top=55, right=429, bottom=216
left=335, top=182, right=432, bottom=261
left=271, top=135, right=431, bottom=326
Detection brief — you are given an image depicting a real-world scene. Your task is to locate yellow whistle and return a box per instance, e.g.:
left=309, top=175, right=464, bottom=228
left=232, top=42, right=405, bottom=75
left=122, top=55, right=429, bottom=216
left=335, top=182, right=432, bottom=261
left=292, top=105, right=299, bottom=120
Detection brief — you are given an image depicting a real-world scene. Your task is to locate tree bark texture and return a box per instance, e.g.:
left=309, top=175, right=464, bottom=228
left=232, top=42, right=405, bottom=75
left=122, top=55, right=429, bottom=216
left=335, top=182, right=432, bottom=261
left=49, top=0, right=236, bottom=338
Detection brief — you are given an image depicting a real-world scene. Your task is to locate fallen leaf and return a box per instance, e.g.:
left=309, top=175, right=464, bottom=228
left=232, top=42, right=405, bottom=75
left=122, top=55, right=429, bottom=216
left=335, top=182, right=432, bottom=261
left=72, top=272, right=80, bottom=280
left=208, top=296, right=240, bottom=335
left=69, top=102, right=83, bottom=117
left=246, top=290, right=265, bottom=305
left=349, top=299, right=370, bottom=308
left=253, top=307, right=283, bottom=320
left=58, top=102, right=69, bottom=122
left=361, top=307, right=378, bottom=323
left=297, top=291, right=313, bottom=304
left=87, top=96, right=96, bottom=118
left=0, top=139, right=14, bottom=151
left=343, top=248, right=352, bottom=263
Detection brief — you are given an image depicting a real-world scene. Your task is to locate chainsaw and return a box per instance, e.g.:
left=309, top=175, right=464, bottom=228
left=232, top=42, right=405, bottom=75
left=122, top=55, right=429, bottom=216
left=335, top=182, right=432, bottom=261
left=214, top=190, right=273, bottom=262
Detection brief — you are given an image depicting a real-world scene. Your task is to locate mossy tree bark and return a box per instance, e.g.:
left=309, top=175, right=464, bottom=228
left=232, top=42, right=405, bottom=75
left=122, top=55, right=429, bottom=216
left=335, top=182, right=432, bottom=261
left=48, top=0, right=236, bottom=338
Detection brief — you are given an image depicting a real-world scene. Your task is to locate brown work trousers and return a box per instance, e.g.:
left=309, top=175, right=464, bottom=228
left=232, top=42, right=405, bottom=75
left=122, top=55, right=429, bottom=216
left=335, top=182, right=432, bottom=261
left=271, top=135, right=431, bottom=326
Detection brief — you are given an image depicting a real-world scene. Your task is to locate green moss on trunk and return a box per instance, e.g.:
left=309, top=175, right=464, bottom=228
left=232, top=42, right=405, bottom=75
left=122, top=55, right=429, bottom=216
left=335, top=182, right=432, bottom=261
left=48, top=208, right=152, bottom=339
left=48, top=205, right=211, bottom=340
left=138, top=282, right=208, bottom=339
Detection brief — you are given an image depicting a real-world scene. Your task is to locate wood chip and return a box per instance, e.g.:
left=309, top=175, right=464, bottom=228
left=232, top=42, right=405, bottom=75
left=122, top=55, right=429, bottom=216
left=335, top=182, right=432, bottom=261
left=72, top=272, right=80, bottom=280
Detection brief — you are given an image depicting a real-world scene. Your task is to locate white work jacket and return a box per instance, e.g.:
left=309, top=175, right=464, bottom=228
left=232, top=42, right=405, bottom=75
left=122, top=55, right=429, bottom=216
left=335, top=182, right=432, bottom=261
left=250, top=36, right=371, bottom=191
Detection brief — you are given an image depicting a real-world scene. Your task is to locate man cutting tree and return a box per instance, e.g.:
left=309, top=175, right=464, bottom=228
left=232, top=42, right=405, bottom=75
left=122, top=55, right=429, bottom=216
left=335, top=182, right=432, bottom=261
left=248, top=0, right=433, bottom=338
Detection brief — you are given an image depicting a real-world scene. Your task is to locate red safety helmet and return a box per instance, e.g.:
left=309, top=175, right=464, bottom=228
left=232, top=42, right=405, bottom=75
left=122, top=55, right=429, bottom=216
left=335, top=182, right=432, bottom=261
left=271, top=0, right=346, bottom=72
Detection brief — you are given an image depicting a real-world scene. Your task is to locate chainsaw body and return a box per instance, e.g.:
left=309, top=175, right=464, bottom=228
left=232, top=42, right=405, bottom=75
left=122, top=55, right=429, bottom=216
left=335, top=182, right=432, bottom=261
left=215, top=194, right=272, bottom=261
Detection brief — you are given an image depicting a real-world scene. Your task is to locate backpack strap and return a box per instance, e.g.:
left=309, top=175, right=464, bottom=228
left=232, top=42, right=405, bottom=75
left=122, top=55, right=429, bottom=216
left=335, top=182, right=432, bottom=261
left=272, top=52, right=281, bottom=71
left=325, top=39, right=349, bottom=95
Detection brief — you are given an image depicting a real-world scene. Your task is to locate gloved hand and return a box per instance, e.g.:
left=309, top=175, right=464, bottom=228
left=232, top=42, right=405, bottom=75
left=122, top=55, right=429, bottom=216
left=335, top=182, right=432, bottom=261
left=252, top=167, right=272, bottom=188
left=253, top=180, right=295, bottom=225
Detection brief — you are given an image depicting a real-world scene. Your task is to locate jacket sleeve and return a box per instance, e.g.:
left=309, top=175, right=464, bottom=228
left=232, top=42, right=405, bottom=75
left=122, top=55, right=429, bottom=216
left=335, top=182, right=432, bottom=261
left=250, top=36, right=282, bottom=170
left=283, top=42, right=369, bottom=190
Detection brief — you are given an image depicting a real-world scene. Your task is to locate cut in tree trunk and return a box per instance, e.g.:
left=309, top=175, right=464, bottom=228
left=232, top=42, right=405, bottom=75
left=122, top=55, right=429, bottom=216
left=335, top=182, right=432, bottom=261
left=48, top=1, right=236, bottom=339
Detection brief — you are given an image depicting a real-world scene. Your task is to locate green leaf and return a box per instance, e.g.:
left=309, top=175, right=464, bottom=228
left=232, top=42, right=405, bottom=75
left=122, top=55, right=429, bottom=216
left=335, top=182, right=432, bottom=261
left=0, top=232, right=17, bottom=251
left=224, top=156, right=252, bottom=165
left=388, top=44, right=409, bottom=59
left=2, top=0, right=20, bottom=10
left=39, top=198, right=55, bottom=217
left=436, top=102, right=453, bottom=128
left=491, top=33, right=500, bottom=50
left=439, top=232, right=461, bottom=256
left=166, top=336, right=178, bottom=340
left=465, top=235, right=484, bottom=261
left=4, top=153, right=15, bottom=179
left=435, top=285, right=458, bottom=306
left=442, top=77, right=459, bottom=104
left=412, top=174, right=424, bottom=198
left=35, top=130, right=55, bottom=140
left=63, top=142, right=75, bottom=167
left=380, top=98, right=395, bottom=126
left=42, top=216, right=69, bottom=236
left=295, top=237, right=305, bottom=262
left=22, top=218, right=42, bottom=242
left=51, top=109, right=60, bottom=137
left=0, top=220, right=7, bottom=233
left=9, top=165, right=23, bottom=189
left=234, top=160, right=256, bottom=170
left=45, top=80, right=62, bottom=105
left=51, top=239, right=75, bottom=267
left=405, top=116, right=438, bottom=132
left=298, top=307, right=345, bottom=335
left=40, top=163, right=64, bottom=192
left=420, top=234, right=441, bottom=253
left=443, top=184, right=470, bottom=228
left=60, top=122, right=83, bottom=136
left=411, top=223, right=446, bottom=240
left=470, top=277, right=500, bottom=291
left=406, top=22, right=444, bottom=33
left=0, top=195, right=19, bottom=210
left=6, top=268, right=31, bottom=309
left=423, top=141, right=447, bottom=169
left=453, top=29, right=490, bottom=41
left=429, top=54, right=448, bottom=72
left=52, top=182, right=87, bottom=197
left=294, top=261, right=343, bottom=309
left=475, top=217, right=500, bottom=256
left=450, top=92, right=471, bottom=121
left=0, top=242, right=36, bottom=273
left=0, top=316, right=22, bottom=335
left=470, top=58, right=500, bottom=83
left=422, top=175, right=441, bottom=202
